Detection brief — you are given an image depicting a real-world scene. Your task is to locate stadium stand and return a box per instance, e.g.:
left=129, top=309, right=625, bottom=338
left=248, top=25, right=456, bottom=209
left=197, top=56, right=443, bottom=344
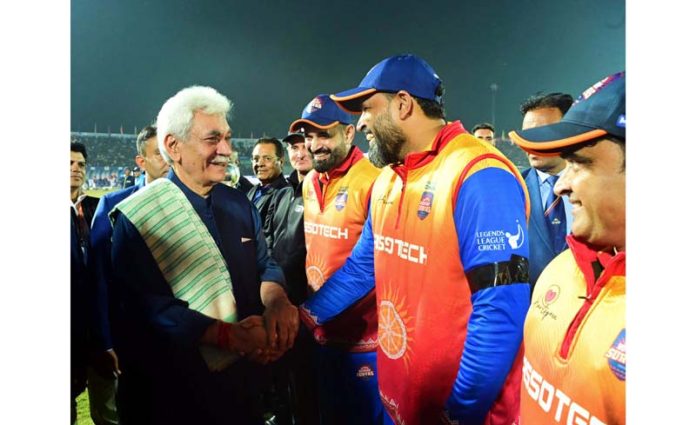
left=71, top=131, right=528, bottom=189
left=70, top=132, right=285, bottom=188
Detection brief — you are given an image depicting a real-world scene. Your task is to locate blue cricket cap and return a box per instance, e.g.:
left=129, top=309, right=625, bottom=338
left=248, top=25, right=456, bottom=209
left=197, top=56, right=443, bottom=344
left=510, top=71, right=625, bottom=155
left=330, top=54, right=443, bottom=113
left=288, top=94, right=353, bottom=133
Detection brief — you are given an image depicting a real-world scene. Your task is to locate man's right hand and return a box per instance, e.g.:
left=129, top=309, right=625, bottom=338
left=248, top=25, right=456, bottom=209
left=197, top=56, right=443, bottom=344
left=231, top=315, right=268, bottom=355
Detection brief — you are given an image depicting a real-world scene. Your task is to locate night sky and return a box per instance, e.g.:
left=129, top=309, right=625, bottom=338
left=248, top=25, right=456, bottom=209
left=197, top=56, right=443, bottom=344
left=71, top=0, right=625, bottom=140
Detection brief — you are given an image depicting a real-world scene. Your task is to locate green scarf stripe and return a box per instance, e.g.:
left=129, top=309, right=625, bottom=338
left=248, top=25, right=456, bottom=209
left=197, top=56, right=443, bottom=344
left=193, top=284, right=234, bottom=313
left=221, top=312, right=237, bottom=323
left=161, top=239, right=206, bottom=275
left=156, top=238, right=204, bottom=276
left=145, top=217, right=189, bottom=258
left=129, top=195, right=178, bottom=223
left=114, top=179, right=237, bottom=327
left=151, top=217, right=198, bottom=257
left=187, top=276, right=228, bottom=309
left=143, top=212, right=188, bottom=250
left=172, top=262, right=215, bottom=296
left=169, top=255, right=212, bottom=292
left=121, top=188, right=178, bottom=218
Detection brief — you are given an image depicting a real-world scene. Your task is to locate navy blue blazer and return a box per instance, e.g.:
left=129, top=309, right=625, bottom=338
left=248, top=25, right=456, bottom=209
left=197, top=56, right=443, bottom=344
left=89, top=183, right=142, bottom=351
left=109, top=173, right=285, bottom=424
left=522, top=168, right=568, bottom=287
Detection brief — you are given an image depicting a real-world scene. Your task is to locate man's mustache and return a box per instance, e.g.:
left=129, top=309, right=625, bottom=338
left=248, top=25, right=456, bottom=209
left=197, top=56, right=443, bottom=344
left=210, top=155, right=230, bottom=166
left=310, top=147, right=331, bottom=156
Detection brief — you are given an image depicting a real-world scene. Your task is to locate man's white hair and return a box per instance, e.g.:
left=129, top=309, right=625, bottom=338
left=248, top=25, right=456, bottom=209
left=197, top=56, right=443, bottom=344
left=156, top=86, right=232, bottom=164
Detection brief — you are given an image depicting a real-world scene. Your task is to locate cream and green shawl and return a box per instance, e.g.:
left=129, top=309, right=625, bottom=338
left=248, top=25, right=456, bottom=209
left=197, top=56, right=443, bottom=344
left=112, top=178, right=239, bottom=370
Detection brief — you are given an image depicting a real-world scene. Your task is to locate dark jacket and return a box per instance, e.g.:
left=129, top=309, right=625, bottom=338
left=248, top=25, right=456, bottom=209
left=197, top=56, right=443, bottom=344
left=247, top=174, right=290, bottom=238
left=71, top=207, right=91, bottom=396
left=89, top=183, right=142, bottom=351
left=110, top=171, right=285, bottom=425
left=235, top=175, right=255, bottom=193
left=266, top=171, right=308, bottom=305
left=71, top=194, right=98, bottom=366
left=80, top=195, right=99, bottom=226
left=522, top=167, right=568, bottom=288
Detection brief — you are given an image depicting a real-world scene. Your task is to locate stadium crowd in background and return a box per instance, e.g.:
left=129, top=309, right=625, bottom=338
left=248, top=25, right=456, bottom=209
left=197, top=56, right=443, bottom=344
left=70, top=55, right=626, bottom=425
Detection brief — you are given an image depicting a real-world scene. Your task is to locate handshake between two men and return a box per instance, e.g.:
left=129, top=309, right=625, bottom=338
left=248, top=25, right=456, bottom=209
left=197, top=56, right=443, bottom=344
left=201, top=281, right=301, bottom=365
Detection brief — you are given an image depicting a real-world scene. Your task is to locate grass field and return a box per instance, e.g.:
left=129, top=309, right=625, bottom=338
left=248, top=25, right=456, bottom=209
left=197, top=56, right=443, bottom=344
left=76, top=390, right=94, bottom=425
left=86, top=188, right=117, bottom=198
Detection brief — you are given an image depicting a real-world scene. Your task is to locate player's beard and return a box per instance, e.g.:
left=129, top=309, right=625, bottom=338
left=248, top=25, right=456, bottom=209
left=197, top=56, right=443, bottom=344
left=312, top=142, right=349, bottom=173
left=368, top=111, right=406, bottom=167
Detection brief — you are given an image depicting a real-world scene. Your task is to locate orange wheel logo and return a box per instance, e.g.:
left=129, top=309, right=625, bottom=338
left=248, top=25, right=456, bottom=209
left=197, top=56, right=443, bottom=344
left=306, top=265, right=325, bottom=291
left=378, top=300, right=407, bottom=359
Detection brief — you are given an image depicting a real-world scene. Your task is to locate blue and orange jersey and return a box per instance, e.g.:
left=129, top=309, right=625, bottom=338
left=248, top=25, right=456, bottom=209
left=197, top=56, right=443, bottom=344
left=302, top=120, right=532, bottom=424
left=521, top=236, right=625, bottom=425
left=302, top=146, right=381, bottom=351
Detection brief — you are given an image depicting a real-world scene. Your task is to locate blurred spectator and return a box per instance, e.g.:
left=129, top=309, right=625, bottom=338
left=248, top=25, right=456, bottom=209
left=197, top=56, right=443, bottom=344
left=133, top=167, right=144, bottom=187
left=517, top=91, right=575, bottom=287
left=122, top=168, right=135, bottom=188
left=472, top=122, right=496, bottom=145
left=247, top=137, right=289, bottom=237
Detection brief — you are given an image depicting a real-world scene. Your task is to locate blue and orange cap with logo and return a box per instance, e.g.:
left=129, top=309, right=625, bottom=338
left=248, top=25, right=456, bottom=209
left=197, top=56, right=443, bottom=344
left=288, top=94, right=353, bottom=133
left=509, top=71, right=625, bottom=156
left=330, top=53, right=443, bottom=114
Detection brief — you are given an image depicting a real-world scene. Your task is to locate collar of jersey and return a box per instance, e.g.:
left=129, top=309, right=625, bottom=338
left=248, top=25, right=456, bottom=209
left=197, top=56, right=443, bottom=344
left=392, top=120, right=465, bottom=174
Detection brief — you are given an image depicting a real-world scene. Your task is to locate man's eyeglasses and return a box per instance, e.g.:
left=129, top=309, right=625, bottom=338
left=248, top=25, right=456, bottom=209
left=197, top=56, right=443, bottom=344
left=251, top=155, right=278, bottom=164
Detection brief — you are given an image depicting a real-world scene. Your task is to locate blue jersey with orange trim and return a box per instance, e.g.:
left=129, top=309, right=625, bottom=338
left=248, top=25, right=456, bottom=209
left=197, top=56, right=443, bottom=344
left=302, top=121, right=531, bottom=424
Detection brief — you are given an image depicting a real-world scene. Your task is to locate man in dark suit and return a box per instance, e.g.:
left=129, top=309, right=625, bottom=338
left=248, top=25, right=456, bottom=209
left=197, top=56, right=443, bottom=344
left=121, top=168, right=135, bottom=189
left=110, top=86, right=298, bottom=425
left=88, top=125, right=170, bottom=425
left=247, top=137, right=289, bottom=238
left=71, top=142, right=99, bottom=225
left=70, top=141, right=100, bottom=423
left=518, top=92, right=574, bottom=287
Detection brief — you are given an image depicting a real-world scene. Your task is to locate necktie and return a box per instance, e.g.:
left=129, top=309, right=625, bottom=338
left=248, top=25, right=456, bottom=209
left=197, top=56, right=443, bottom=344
left=71, top=205, right=89, bottom=266
left=544, top=175, right=567, bottom=253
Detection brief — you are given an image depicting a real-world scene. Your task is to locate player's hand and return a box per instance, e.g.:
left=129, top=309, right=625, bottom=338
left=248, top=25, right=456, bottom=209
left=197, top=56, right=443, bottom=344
left=228, top=316, right=269, bottom=357
left=263, top=297, right=299, bottom=353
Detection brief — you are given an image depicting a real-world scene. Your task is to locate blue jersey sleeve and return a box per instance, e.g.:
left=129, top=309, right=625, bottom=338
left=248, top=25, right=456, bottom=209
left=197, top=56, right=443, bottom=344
left=445, top=167, right=531, bottom=422
left=301, top=202, right=376, bottom=325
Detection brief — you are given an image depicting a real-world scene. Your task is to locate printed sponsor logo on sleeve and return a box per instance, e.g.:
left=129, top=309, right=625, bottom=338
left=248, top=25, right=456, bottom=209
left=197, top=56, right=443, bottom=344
left=475, top=221, right=525, bottom=252
left=605, top=328, right=626, bottom=381
left=356, top=364, right=375, bottom=379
